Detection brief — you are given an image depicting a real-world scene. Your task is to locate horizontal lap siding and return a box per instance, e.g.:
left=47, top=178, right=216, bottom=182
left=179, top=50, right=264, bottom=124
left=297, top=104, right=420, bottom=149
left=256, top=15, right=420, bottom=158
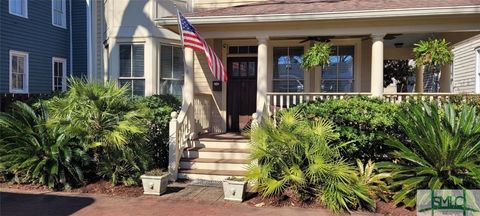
left=452, top=34, right=480, bottom=93
left=0, top=1, right=71, bottom=93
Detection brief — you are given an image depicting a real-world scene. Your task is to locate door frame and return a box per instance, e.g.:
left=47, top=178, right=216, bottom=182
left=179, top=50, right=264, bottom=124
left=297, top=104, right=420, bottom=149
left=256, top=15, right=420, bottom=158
left=226, top=57, right=258, bottom=132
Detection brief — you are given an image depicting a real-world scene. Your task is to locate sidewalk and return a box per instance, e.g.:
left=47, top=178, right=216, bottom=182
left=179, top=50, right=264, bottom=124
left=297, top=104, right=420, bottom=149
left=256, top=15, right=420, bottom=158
left=0, top=187, right=379, bottom=216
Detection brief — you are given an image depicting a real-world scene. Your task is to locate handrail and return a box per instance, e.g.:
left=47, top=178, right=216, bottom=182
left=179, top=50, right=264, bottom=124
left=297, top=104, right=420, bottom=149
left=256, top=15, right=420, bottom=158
left=168, top=102, right=193, bottom=181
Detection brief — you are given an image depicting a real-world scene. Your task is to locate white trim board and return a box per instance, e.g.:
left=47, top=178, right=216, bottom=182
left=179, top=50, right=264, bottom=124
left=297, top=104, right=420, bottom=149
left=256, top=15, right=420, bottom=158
left=476, top=48, right=480, bottom=93
left=9, top=50, right=29, bottom=94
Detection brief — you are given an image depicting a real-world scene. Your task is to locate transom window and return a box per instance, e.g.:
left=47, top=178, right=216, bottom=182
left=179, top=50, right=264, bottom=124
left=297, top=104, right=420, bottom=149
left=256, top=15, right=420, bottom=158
left=273, top=47, right=304, bottom=92
left=52, top=58, right=67, bottom=92
left=10, top=51, right=29, bottom=93
left=9, top=0, right=28, bottom=18
left=52, top=0, right=66, bottom=28
left=159, top=45, right=184, bottom=97
left=119, top=44, right=145, bottom=96
left=322, top=46, right=355, bottom=92
left=228, top=46, right=258, bottom=54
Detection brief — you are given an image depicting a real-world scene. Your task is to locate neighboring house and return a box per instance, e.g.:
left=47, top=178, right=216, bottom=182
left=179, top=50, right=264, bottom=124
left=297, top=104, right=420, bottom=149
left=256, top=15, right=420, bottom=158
left=0, top=0, right=90, bottom=94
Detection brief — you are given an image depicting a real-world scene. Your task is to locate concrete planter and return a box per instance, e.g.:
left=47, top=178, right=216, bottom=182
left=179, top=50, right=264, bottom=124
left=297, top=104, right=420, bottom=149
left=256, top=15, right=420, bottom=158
left=222, top=179, right=247, bottom=202
left=141, top=173, right=169, bottom=195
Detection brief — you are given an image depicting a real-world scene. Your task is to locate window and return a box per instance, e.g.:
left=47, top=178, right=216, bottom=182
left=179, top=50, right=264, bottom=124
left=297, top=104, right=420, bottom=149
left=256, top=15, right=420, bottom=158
left=322, top=46, right=355, bottom=92
left=159, top=45, right=184, bottom=97
left=119, top=44, right=145, bottom=96
left=273, top=47, right=304, bottom=92
left=9, top=0, right=28, bottom=18
left=52, top=0, right=66, bottom=28
left=9, top=51, right=29, bottom=93
left=52, top=58, right=67, bottom=91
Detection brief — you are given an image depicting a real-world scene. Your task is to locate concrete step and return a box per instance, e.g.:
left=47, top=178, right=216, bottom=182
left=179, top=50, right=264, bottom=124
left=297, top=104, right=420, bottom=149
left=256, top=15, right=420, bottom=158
left=192, top=139, right=250, bottom=149
left=178, top=168, right=246, bottom=181
left=179, top=158, right=249, bottom=171
left=182, top=147, right=250, bottom=160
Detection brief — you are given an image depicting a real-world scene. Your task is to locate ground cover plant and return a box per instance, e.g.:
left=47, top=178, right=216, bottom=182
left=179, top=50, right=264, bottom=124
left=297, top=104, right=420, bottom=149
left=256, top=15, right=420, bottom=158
left=378, top=102, right=480, bottom=207
left=247, top=108, right=375, bottom=213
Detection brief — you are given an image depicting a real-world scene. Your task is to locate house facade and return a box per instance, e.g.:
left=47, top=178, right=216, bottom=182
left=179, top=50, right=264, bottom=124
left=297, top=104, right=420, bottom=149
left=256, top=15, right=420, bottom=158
left=0, top=0, right=92, bottom=94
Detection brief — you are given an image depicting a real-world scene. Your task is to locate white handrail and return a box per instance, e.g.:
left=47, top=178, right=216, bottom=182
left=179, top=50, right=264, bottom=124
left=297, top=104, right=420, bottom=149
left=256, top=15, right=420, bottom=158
left=168, top=102, right=193, bottom=181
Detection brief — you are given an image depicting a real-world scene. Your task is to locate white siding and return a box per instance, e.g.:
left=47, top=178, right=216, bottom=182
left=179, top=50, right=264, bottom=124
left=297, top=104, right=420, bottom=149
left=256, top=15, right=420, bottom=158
left=452, top=34, right=480, bottom=93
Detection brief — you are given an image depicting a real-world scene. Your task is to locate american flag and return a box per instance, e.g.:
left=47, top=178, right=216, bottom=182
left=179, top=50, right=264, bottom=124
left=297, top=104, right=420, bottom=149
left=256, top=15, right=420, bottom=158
left=177, top=12, right=227, bottom=82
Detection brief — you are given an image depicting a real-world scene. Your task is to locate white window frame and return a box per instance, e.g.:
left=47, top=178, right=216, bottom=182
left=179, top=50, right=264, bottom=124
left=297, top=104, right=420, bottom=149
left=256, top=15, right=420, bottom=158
left=9, top=0, right=28, bottom=18
left=118, top=44, right=145, bottom=96
left=52, top=0, right=67, bottom=28
left=476, top=48, right=480, bottom=93
left=159, top=44, right=184, bottom=96
left=9, top=50, right=29, bottom=94
left=52, top=57, right=67, bottom=92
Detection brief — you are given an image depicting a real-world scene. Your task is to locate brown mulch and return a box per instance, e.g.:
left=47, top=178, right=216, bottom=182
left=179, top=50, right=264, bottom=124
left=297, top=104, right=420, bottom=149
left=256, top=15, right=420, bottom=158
left=0, top=181, right=143, bottom=197
left=246, top=191, right=416, bottom=216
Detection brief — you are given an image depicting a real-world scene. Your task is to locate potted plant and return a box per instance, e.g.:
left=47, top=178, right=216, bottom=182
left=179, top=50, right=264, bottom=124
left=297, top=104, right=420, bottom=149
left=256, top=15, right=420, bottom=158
left=222, top=177, right=247, bottom=202
left=301, top=42, right=332, bottom=71
left=413, top=38, right=453, bottom=91
left=141, top=169, right=170, bottom=195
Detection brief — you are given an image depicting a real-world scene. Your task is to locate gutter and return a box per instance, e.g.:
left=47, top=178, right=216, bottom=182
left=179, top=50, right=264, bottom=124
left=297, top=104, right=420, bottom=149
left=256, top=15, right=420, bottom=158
left=155, top=5, right=480, bottom=26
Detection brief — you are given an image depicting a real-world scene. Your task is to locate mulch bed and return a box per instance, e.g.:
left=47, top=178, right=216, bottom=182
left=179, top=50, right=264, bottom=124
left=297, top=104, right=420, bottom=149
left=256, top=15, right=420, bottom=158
left=246, top=191, right=416, bottom=216
left=0, top=180, right=143, bottom=197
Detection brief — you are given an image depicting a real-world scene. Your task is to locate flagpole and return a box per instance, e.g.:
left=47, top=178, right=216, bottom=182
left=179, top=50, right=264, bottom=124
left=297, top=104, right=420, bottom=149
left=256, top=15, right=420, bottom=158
left=175, top=8, right=185, bottom=51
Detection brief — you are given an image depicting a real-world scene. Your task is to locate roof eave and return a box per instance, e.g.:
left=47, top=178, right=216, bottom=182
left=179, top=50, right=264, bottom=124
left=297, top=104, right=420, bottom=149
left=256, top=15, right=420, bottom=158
left=156, top=5, right=480, bottom=27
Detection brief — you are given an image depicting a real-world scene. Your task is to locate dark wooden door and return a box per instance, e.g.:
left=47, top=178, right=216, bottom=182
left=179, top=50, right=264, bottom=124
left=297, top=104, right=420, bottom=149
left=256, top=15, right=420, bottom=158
left=227, top=57, right=257, bottom=132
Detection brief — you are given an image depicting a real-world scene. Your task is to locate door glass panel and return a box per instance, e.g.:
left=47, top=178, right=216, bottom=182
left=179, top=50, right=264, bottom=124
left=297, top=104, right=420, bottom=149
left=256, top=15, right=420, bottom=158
left=232, top=62, right=239, bottom=77
left=239, top=62, right=248, bottom=77
left=248, top=62, right=256, bottom=77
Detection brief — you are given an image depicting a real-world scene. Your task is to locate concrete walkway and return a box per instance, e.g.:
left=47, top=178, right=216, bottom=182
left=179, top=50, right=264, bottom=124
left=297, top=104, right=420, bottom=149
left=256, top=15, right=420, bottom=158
left=0, top=186, right=379, bottom=216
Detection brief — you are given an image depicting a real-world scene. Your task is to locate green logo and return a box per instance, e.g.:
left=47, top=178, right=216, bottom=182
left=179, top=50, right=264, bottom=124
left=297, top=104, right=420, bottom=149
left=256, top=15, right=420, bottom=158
left=417, top=190, right=480, bottom=216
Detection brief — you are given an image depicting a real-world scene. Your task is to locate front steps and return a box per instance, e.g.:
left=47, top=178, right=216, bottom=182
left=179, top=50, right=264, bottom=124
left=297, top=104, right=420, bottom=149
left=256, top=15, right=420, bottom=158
left=178, top=134, right=250, bottom=181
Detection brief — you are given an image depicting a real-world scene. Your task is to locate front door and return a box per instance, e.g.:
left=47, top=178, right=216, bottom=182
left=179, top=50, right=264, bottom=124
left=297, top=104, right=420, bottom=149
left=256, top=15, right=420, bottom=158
left=227, top=57, right=257, bottom=132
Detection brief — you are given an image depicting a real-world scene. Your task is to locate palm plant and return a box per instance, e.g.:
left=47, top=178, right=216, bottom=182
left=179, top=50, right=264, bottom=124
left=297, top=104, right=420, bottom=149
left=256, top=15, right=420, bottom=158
left=0, top=102, right=89, bottom=189
left=378, top=102, right=480, bottom=207
left=301, top=42, right=332, bottom=71
left=247, top=108, right=374, bottom=212
left=44, top=79, right=151, bottom=185
left=356, top=159, right=390, bottom=201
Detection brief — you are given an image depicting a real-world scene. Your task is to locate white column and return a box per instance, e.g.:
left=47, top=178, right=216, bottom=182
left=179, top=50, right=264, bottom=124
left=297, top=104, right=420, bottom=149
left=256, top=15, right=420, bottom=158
left=183, top=47, right=195, bottom=132
left=145, top=37, right=157, bottom=96
left=439, top=64, right=452, bottom=92
left=370, top=34, right=385, bottom=97
left=256, top=36, right=268, bottom=113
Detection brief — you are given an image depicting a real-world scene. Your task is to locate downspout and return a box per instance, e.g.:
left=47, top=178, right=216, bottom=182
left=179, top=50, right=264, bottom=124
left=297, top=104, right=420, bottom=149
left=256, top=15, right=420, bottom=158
left=86, top=0, right=93, bottom=80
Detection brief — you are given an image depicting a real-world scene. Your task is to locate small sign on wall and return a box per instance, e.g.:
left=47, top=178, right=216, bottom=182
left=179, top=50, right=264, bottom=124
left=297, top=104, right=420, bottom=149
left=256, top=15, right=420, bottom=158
left=212, top=81, right=222, bottom=91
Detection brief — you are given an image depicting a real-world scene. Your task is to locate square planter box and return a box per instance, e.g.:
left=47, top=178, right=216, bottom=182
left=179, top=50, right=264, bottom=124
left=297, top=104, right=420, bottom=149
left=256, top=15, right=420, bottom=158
left=141, top=173, right=169, bottom=195
left=223, top=179, right=247, bottom=202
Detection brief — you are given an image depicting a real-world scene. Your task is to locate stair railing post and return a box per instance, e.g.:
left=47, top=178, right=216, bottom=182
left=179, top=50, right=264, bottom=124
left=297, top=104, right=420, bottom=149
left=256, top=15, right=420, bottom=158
left=168, top=111, right=179, bottom=181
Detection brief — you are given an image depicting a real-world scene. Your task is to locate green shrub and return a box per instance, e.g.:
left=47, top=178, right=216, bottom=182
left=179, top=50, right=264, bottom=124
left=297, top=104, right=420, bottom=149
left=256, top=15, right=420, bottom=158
left=378, top=102, right=480, bottom=207
left=137, top=95, right=181, bottom=168
left=247, top=108, right=374, bottom=213
left=0, top=102, right=89, bottom=189
left=299, top=97, right=401, bottom=161
left=44, top=79, right=152, bottom=186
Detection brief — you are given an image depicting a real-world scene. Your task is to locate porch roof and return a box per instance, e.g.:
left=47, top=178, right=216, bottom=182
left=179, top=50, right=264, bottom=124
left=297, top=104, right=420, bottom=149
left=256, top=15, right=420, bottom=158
left=156, top=0, right=480, bottom=26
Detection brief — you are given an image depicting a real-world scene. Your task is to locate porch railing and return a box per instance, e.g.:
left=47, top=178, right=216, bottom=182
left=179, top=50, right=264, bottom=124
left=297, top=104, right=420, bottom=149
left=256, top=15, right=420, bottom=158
left=168, top=102, right=193, bottom=181
left=266, top=92, right=371, bottom=118
left=266, top=92, right=480, bottom=119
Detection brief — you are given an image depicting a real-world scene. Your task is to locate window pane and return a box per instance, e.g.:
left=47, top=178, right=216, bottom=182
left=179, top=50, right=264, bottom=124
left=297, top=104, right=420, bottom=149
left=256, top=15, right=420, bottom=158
left=322, top=80, right=337, bottom=92
left=323, top=55, right=338, bottom=79
left=338, top=46, right=354, bottom=79
left=239, top=62, right=247, bottom=77
left=18, top=56, right=24, bottom=74
left=338, top=80, right=354, bottom=92
left=161, top=45, right=173, bottom=78
left=248, top=62, right=256, bottom=77
left=132, top=80, right=145, bottom=96
left=289, top=47, right=304, bottom=80
left=132, top=45, right=144, bottom=77
left=172, top=47, right=184, bottom=79
left=238, top=46, right=248, bottom=54
left=273, top=47, right=288, bottom=79
left=10, top=0, right=24, bottom=15
left=16, top=73, right=23, bottom=89
left=160, top=80, right=183, bottom=97
left=228, top=46, right=238, bottom=54
left=232, top=62, right=239, bottom=77
left=273, top=80, right=289, bottom=92
left=119, top=45, right=131, bottom=77
left=12, top=56, right=18, bottom=73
